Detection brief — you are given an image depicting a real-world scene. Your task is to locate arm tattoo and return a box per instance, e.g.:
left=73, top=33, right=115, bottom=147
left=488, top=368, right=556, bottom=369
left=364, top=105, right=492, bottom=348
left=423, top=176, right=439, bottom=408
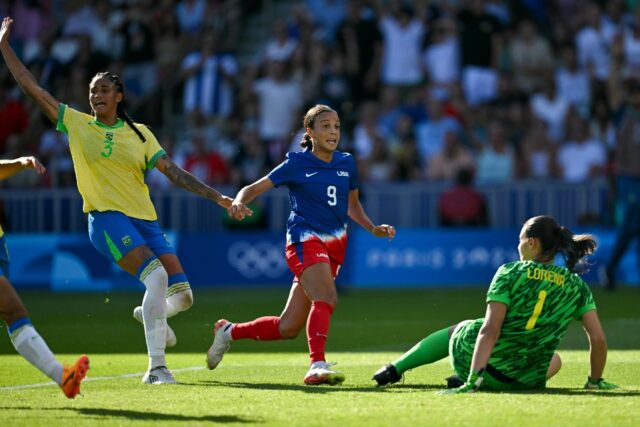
left=160, top=156, right=222, bottom=202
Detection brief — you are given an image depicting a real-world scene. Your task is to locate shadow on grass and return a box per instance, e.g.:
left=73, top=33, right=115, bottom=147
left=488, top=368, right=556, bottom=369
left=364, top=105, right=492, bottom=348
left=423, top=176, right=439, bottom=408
left=184, top=381, right=640, bottom=397
left=0, top=407, right=258, bottom=423
left=184, top=380, right=446, bottom=393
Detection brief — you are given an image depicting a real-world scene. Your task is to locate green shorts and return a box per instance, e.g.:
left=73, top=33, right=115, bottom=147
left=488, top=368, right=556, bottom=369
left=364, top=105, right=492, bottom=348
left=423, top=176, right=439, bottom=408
left=449, top=320, right=543, bottom=391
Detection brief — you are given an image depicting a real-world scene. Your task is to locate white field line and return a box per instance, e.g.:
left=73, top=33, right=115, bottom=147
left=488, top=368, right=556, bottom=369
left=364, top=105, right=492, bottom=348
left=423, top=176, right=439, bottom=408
left=0, top=366, right=206, bottom=391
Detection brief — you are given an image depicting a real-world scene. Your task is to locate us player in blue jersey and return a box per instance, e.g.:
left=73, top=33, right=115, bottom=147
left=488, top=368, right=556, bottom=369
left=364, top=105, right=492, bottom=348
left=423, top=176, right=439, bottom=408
left=207, top=104, right=396, bottom=385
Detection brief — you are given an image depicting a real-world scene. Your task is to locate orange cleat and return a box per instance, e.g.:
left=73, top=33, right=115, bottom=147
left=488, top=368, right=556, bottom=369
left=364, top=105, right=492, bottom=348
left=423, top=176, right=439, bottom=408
left=60, top=355, right=90, bottom=398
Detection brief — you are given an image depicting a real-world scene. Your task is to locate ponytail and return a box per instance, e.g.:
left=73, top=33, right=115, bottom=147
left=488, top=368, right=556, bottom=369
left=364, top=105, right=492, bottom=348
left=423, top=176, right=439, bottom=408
left=524, top=215, right=597, bottom=273
left=92, top=72, right=146, bottom=143
left=556, top=226, right=597, bottom=273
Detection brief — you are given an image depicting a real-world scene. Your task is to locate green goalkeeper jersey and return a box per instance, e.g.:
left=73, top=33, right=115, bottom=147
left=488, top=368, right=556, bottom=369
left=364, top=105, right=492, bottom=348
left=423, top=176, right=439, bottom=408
left=483, top=260, right=596, bottom=386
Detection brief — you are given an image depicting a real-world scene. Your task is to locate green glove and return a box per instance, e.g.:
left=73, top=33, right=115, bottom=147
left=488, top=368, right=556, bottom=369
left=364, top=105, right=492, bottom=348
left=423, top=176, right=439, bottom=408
left=438, top=369, right=484, bottom=395
left=584, top=377, right=618, bottom=390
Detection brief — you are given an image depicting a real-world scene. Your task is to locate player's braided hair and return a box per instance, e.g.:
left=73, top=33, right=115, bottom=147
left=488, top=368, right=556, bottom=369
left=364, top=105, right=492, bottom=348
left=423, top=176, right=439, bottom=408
left=92, top=72, right=146, bottom=143
left=300, top=104, right=336, bottom=149
left=524, top=215, right=597, bottom=273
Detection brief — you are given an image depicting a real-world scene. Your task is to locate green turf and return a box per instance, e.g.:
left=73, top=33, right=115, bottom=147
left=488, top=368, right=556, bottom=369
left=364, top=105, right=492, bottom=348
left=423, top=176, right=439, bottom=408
left=1, top=288, right=639, bottom=426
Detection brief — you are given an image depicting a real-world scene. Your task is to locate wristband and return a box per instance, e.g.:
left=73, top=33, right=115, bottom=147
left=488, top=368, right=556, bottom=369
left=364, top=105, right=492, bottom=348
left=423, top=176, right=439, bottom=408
left=467, top=368, right=485, bottom=391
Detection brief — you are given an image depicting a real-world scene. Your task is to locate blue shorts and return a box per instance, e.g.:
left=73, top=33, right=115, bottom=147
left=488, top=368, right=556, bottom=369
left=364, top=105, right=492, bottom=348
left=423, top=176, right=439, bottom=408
left=0, top=235, right=9, bottom=277
left=88, top=211, right=175, bottom=262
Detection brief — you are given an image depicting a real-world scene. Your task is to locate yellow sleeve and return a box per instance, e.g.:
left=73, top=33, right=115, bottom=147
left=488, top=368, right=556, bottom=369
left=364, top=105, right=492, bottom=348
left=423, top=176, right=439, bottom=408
left=138, top=125, right=165, bottom=170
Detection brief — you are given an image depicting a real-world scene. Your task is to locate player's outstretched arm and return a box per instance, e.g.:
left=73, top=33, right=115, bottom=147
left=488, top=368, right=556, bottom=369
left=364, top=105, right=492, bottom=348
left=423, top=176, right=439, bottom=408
left=0, top=17, right=60, bottom=122
left=581, top=310, right=618, bottom=390
left=0, top=156, right=46, bottom=180
left=155, top=155, right=234, bottom=209
left=228, top=177, right=273, bottom=221
left=347, top=189, right=395, bottom=240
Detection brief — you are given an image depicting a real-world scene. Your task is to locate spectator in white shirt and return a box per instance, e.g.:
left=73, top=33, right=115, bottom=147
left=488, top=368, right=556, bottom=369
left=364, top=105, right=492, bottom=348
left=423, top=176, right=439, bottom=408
left=557, top=116, right=606, bottom=182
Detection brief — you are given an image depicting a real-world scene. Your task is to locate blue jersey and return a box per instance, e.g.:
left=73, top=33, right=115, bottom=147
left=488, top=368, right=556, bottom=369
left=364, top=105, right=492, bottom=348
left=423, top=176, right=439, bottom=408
left=268, top=150, right=359, bottom=257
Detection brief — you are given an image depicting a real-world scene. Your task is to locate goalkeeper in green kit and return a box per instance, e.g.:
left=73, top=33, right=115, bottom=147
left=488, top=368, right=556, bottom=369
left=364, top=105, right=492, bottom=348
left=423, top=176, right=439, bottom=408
left=373, top=215, right=618, bottom=393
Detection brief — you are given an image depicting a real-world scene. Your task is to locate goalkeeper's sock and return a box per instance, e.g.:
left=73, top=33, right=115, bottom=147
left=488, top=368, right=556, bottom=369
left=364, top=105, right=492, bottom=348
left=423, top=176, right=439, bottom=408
left=392, top=326, right=450, bottom=375
left=307, top=301, right=334, bottom=364
left=9, top=318, right=63, bottom=385
left=231, top=316, right=283, bottom=341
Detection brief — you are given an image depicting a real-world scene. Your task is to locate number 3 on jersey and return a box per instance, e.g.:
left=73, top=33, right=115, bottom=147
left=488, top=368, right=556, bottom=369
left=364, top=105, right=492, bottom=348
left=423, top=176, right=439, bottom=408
left=525, top=290, right=547, bottom=330
left=327, top=185, right=337, bottom=206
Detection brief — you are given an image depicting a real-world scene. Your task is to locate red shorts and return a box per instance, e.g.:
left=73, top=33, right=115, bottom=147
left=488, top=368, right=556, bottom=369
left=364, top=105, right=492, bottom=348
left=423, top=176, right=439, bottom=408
left=286, top=240, right=343, bottom=280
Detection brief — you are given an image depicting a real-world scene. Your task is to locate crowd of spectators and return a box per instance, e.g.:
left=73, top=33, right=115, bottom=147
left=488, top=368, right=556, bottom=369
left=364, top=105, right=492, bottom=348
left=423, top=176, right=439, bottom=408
left=0, top=0, right=638, bottom=197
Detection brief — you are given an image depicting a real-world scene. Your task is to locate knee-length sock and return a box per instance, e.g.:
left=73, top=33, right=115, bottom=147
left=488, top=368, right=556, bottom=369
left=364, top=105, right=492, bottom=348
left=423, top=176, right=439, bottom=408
left=230, top=316, right=283, bottom=341
left=392, top=326, right=450, bottom=374
left=138, top=258, right=168, bottom=370
left=9, top=317, right=63, bottom=384
left=306, top=301, right=334, bottom=364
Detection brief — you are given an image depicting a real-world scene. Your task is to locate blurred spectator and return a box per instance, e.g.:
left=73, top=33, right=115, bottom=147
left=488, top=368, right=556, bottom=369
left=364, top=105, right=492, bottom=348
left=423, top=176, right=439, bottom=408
left=575, top=2, right=613, bottom=82
left=336, top=0, right=382, bottom=104
left=414, top=95, right=461, bottom=164
left=352, top=101, right=384, bottom=161
left=423, top=18, right=460, bottom=86
left=506, top=19, right=553, bottom=94
left=180, top=33, right=238, bottom=120
left=253, top=60, right=303, bottom=164
left=378, top=3, right=426, bottom=88
left=458, top=0, right=503, bottom=105
left=0, top=82, right=29, bottom=154
left=183, top=135, right=230, bottom=185
left=230, top=129, right=270, bottom=188
left=38, top=120, right=74, bottom=187
left=519, top=122, right=558, bottom=179
left=426, top=130, right=475, bottom=181
left=438, top=168, right=488, bottom=226
left=317, top=52, right=351, bottom=114
left=154, top=12, right=184, bottom=83
left=622, top=7, right=640, bottom=75
left=264, top=20, right=298, bottom=63
left=530, top=77, right=570, bottom=142
left=555, top=44, right=591, bottom=112
left=306, top=0, right=347, bottom=42
left=475, top=120, right=515, bottom=184
left=176, top=0, right=207, bottom=36
left=118, top=2, right=157, bottom=100
left=361, top=135, right=394, bottom=182
left=557, top=116, right=606, bottom=182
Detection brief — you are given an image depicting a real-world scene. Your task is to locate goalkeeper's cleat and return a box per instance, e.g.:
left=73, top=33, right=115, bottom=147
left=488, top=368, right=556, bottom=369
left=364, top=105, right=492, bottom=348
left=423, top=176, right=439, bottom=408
left=303, top=363, right=346, bottom=386
left=206, top=319, right=233, bottom=370
left=372, top=364, right=401, bottom=386
left=60, top=354, right=90, bottom=398
left=584, top=377, right=619, bottom=390
left=446, top=374, right=465, bottom=389
left=141, top=366, right=177, bottom=384
left=133, top=306, right=177, bottom=348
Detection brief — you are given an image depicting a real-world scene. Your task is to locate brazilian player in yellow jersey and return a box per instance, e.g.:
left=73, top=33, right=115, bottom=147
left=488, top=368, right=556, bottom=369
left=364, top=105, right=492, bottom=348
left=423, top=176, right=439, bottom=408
left=0, top=16, right=252, bottom=385
left=372, top=215, right=618, bottom=393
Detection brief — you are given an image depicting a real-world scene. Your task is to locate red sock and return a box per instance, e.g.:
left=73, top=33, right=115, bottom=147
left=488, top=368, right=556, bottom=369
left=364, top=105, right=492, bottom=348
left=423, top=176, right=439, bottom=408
left=231, top=316, right=282, bottom=341
left=307, top=301, right=334, bottom=364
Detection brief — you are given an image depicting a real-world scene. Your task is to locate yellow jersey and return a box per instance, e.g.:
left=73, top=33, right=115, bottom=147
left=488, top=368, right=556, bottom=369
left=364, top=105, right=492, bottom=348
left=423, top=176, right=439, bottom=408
left=56, top=104, right=165, bottom=220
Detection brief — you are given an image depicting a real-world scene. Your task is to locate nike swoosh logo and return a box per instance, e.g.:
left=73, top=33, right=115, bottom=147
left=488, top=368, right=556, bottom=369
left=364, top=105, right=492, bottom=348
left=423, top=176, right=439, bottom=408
left=63, top=371, right=75, bottom=386
left=305, top=172, right=318, bottom=177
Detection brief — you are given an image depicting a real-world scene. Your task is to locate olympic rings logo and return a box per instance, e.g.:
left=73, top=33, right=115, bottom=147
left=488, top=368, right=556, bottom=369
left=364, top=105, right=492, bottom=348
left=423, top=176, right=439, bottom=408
left=227, top=241, right=289, bottom=278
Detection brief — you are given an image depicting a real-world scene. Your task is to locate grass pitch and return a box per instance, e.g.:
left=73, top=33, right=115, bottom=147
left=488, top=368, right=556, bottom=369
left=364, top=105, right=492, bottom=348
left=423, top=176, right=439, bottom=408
left=1, top=287, right=639, bottom=427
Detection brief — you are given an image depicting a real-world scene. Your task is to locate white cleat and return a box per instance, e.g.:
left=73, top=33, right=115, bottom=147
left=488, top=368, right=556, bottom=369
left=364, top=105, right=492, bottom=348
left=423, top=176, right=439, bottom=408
left=133, top=306, right=177, bottom=348
left=206, top=319, right=232, bottom=370
left=303, top=362, right=346, bottom=386
left=141, top=366, right=177, bottom=384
